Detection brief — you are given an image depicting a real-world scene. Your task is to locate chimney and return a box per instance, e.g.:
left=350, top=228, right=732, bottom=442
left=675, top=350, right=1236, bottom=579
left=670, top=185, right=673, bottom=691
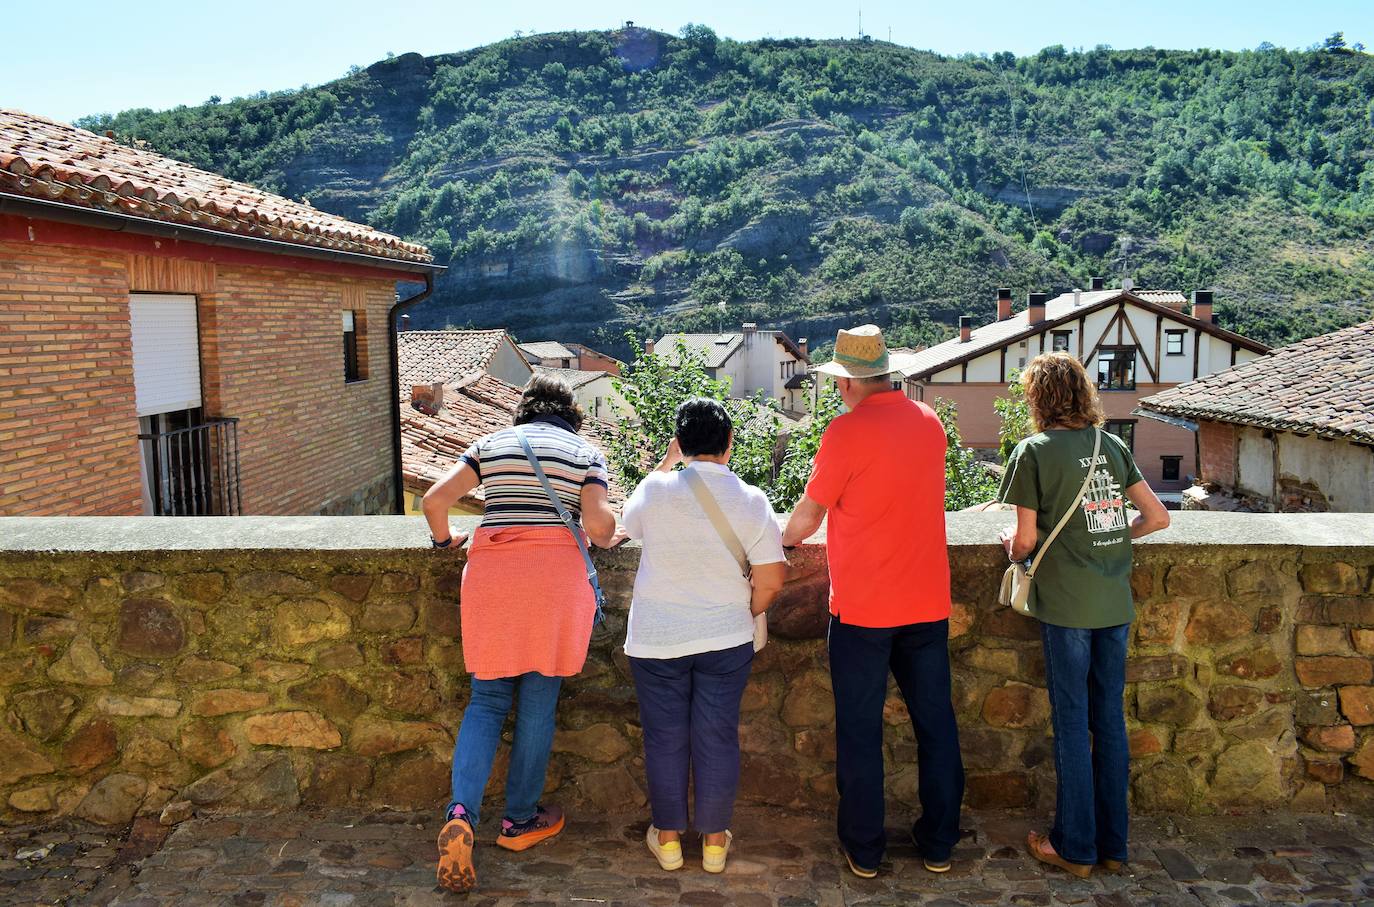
left=1192, top=289, right=1214, bottom=324
left=411, top=382, right=443, bottom=415
left=798, top=337, right=808, bottom=358
left=400, top=313, right=411, bottom=332
left=1090, top=276, right=1105, bottom=291
left=644, top=338, right=655, bottom=356
left=959, top=315, right=972, bottom=343
left=1027, top=292, right=1048, bottom=325
left=1072, top=288, right=1082, bottom=307
left=996, top=287, right=1013, bottom=321
left=1121, top=277, right=1135, bottom=293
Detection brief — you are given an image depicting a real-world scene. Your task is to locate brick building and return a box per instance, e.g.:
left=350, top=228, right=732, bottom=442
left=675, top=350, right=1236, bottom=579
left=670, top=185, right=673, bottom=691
left=899, top=282, right=1268, bottom=494
left=0, top=109, right=441, bottom=516
left=1138, top=319, right=1374, bottom=512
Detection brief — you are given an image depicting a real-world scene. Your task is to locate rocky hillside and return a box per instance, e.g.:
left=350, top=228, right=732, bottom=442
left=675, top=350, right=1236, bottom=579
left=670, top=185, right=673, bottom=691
left=82, top=29, right=1374, bottom=356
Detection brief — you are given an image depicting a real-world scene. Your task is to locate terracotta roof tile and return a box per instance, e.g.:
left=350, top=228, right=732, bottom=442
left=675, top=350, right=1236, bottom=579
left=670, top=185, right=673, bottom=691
left=398, top=330, right=510, bottom=386
left=401, top=373, right=630, bottom=507
left=519, top=341, right=577, bottom=360
left=1138, top=319, right=1374, bottom=444
left=533, top=366, right=607, bottom=389
left=0, top=108, right=432, bottom=266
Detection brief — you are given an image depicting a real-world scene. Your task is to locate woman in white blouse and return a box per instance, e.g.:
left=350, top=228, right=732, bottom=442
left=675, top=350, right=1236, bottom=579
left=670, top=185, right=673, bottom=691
left=622, top=398, right=788, bottom=875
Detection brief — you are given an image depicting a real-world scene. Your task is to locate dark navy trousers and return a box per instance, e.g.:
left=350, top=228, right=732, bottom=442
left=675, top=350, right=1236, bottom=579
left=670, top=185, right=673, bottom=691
left=828, top=616, right=965, bottom=867
left=630, top=642, right=753, bottom=834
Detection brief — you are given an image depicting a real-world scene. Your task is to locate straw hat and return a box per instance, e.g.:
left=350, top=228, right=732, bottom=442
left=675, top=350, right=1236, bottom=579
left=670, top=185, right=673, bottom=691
left=814, top=324, right=915, bottom=379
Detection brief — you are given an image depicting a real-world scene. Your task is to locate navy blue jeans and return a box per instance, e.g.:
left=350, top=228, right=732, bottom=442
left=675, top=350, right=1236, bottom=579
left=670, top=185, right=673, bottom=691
left=1040, top=621, right=1130, bottom=866
left=828, top=617, right=964, bottom=867
left=630, top=642, right=753, bottom=834
left=447, top=672, right=562, bottom=827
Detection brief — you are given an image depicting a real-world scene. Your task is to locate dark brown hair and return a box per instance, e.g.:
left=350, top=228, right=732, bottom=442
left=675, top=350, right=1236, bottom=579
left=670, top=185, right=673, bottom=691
left=1021, top=352, right=1104, bottom=431
left=514, top=373, right=583, bottom=432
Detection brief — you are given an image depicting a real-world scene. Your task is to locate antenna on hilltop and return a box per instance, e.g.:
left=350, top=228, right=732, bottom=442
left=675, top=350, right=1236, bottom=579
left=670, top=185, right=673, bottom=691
left=858, top=5, right=863, bottom=38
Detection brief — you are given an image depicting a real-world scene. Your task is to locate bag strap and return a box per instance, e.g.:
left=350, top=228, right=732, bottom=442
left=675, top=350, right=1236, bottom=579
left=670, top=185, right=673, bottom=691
left=514, top=427, right=605, bottom=621
left=681, top=467, right=749, bottom=578
left=1027, top=427, right=1102, bottom=579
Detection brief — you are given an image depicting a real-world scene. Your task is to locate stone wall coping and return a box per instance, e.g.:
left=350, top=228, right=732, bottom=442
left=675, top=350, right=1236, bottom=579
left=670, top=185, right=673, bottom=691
left=1, top=511, right=1370, bottom=553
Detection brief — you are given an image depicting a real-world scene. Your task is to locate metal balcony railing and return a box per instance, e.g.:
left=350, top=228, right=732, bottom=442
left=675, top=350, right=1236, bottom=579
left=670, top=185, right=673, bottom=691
left=138, top=418, right=242, bottom=516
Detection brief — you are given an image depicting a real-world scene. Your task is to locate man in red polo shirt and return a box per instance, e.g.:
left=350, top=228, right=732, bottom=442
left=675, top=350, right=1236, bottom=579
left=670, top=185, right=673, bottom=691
left=782, top=324, right=964, bottom=879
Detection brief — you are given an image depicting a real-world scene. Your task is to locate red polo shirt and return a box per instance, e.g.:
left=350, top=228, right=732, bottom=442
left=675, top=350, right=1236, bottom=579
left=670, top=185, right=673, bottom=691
left=804, top=390, right=951, bottom=627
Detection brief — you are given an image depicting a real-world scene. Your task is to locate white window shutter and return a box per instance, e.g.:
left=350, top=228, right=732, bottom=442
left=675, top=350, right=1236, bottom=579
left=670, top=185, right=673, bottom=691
left=129, top=294, right=202, bottom=417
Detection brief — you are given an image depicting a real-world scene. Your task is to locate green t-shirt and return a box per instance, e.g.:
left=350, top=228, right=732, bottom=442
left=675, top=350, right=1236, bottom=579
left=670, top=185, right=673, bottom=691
left=997, top=427, right=1144, bottom=628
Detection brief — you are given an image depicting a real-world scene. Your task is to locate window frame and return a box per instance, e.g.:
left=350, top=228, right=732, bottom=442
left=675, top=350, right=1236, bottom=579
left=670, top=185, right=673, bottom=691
left=1051, top=330, right=1072, bottom=352
left=343, top=310, right=366, bottom=383
left=1095, top=346, right=1137, bottom=391
left=1105, top=418, right=1136, bottom=452
left=1165, top=329, right=1185, bottom=357
left=1161, top=455, right=1182, bottom=481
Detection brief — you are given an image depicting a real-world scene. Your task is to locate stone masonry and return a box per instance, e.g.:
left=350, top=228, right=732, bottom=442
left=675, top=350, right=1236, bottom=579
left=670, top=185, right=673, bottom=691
left=0, top=512, right=1372, bottom=829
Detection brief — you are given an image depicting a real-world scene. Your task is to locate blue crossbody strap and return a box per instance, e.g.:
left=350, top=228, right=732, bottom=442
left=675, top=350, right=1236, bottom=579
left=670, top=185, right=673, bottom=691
left=514, top=427, right=606, bottom=626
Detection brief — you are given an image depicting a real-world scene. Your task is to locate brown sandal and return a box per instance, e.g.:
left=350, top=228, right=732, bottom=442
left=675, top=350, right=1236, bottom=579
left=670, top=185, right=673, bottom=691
left=1100, top=858, right=1124, bottom=872
left=1026, top=831, right=1092, bottom=879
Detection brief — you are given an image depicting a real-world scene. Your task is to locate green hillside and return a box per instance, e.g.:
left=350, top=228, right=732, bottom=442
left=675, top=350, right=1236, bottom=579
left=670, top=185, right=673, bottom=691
left=80, top=29, right=1374, bottom=356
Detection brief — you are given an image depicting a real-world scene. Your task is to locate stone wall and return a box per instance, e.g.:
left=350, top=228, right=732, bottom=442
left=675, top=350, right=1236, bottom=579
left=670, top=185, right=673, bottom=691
left=1, top=513, right=1372, bottom=827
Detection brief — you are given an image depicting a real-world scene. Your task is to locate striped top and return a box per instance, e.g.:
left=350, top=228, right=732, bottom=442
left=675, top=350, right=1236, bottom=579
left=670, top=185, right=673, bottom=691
left=460, top=416, right=610, bottom=528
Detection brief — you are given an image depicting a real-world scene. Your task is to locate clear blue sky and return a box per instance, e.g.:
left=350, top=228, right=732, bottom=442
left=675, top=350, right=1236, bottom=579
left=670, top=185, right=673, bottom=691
left=5, top=0, right=1370, bottom=122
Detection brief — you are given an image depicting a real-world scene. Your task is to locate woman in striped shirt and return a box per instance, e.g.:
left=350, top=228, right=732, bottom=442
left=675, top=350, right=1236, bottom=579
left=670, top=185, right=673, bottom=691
left=422, top=374, right=622, bottom=892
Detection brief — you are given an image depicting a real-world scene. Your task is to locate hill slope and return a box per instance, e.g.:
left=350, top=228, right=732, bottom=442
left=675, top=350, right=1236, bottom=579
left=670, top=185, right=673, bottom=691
left=81, top=30, right=1374, bottom=356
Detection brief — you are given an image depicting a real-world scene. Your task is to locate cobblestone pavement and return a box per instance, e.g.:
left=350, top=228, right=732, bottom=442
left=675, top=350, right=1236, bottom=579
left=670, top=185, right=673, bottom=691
left=2, top=807, right=1373, bottom=906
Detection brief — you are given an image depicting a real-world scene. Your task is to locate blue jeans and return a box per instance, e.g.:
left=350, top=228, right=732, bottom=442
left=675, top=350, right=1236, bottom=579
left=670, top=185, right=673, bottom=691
left=1040, top=622, right=1130, bottom=865
left=630, top=642, right=753, bottom=834
left=447, top=672, right=562, bottom=827
left=828, top=617, right=964, bottom=867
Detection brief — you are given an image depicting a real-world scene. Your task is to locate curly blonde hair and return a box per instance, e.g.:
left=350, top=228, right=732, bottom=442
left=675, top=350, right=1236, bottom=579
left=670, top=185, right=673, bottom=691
left=1021, top=352, right=1104, bottom=431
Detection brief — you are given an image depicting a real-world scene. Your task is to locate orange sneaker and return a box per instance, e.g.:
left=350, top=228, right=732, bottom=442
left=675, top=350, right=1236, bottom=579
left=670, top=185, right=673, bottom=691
left=436, top=810, right=476, bottom=892
left=496, top=805, right=565, bottom=852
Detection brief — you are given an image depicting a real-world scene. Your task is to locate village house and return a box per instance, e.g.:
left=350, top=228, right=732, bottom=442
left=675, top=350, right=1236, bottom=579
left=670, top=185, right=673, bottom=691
left=397, top=329, right=533, bottom=388
left=519, top=339, right=622, bottom=376
left=899, top=281, right=1269, bottom=493
left=531, top=366, right=631, bottom=421
left=0, top=109, right=441, bottom=516
left=1137, top=319, right=1374, bottom=513
left=653, top=323, right=812, bottom=414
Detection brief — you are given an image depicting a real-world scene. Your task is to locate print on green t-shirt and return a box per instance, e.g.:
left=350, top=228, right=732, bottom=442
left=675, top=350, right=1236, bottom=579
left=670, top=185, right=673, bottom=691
left=996, top=427, right=1145, bottom=629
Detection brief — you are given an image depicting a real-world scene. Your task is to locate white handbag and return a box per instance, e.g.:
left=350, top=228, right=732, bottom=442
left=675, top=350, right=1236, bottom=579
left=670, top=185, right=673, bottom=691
left=999, top=428, right=1101, bottom=616
left=681, top=467, right=770, bottom=652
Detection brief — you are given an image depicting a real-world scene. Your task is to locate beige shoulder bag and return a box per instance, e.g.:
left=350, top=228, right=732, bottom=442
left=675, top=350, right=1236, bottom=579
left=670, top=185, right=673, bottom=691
left=998, top=427, right=1101, bottom=616
left=681, top=467, right=769, bottom=653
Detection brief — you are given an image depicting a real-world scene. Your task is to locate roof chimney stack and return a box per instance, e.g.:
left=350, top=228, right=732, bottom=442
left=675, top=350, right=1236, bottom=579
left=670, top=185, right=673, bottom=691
left=644, top=338, right=655, bottom=356
left=1121, top=277, right=1135, bottom=293
left=996, top=287, right=1013, bottom=321
left=959, top=315, right=973, bottom=343
left=400, top=314, right=411, bottom=332
left=1090, top=276, right=1105, bottom=291
left=1073, top=288, right=1082, bottom=307
left=798, top=337, right=808, bottom=358
left=1192, top=290, right=1214, bottom=324
left=1027, top=292, right=1048, bottom=325
left=411, top=382, right=443, bottom=415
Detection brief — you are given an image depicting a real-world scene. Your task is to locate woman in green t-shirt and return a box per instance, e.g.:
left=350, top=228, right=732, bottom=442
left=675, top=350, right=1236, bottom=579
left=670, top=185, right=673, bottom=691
left=996, top=352, right=1170, bottom=878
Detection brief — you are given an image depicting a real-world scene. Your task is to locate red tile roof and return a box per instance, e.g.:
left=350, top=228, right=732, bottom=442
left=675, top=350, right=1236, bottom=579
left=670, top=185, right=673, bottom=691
left=398, top=330, right=512, bottom=386
left=401, top=372, right=631, bottom=507
left=0, top=108, right=432, bottom=266
left=1138, top=319, right=1374, bottom=445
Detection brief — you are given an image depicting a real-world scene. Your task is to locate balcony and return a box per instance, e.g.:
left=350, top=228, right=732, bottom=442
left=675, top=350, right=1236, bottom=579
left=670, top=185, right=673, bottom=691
left=137, top=418, right=242, bottom=516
